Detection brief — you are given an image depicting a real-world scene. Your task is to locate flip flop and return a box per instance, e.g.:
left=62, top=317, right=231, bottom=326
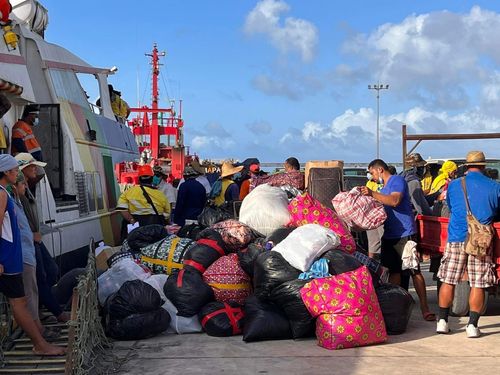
left=423, top=312, right=436, bottom=321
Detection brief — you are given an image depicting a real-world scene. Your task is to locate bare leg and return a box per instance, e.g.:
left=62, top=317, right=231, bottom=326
left=412, top=272, right=434, bottom=319
left=10, top=297, right=66, bottom=355
left=438, top=282, right=455, bottom=308
left=469, top=287, right=485, bottom=313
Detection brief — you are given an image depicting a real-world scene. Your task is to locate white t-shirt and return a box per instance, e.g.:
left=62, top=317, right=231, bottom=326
left=158, top=180, right=177, bottom=204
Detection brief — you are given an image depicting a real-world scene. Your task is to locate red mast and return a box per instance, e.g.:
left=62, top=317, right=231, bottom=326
left=116, top=44, right=190, bottom=183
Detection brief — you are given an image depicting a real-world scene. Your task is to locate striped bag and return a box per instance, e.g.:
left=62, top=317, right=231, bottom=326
left=140, top=235, right=195, bottom=275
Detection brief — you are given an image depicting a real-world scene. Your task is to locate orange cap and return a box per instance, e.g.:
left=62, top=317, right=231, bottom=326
left=137, top=164, right=154, bottom=177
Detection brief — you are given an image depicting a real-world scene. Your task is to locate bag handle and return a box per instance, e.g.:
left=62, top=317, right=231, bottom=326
left=140, top=185, right=160, bottom=216
left=460, top=177, right=473, bottom=216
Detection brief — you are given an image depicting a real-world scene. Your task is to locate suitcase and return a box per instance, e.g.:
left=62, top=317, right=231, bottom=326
left=304, top=160, right=344, bottom=188
left=307, top=167, right=343, bottom=209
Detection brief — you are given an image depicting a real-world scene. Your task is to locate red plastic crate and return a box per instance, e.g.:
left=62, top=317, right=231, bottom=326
left=417, top=215, right=500, bottom=280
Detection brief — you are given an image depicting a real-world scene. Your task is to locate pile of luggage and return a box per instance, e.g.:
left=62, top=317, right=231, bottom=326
left=97, top=179, right=415, bottom=350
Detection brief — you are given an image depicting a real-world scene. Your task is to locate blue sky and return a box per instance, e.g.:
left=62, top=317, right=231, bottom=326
left=43, top=0, right=500, bottom=163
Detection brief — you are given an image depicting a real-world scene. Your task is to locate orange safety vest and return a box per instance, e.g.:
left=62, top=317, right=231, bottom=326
left=11, top=120, right=41, bottom=154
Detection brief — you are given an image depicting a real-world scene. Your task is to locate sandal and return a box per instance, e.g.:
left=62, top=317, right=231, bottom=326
left=422, top=311, right=436, bottom=321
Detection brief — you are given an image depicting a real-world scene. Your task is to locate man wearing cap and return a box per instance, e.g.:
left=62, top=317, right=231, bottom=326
left=153, top=165, right=177, bottom=209
left=437, top=151, right=500, bottom=338
left=178, top=160, right=212, bottom=196
left=173, top=166, right=206, bottom=226
left=401, top=153, right=433, bottom=216
left=15, top=153, right=69, bottom=324
left=0, top=154, right=65, bottom=355
left=117, top=164, right=170, bottom=238
left=11, top=104, right=43, bottom=162
left=212, top=161, right=243, bottom=206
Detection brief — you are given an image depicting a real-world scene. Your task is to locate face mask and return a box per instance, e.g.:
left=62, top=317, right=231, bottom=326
left=152, top=176, right=162, bottom=186
left=33, top=118, right=39, bottom=126
left=366, top=173, right=373, bottom=181
left=378, top=177, right=384, bottom=185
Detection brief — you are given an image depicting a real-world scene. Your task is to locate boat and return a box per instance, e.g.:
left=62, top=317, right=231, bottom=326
left=0, top=0, right=138, bottom=273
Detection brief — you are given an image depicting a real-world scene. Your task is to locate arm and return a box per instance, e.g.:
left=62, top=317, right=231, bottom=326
left=0, top=189, right=7, bottom=238
left=11, top=138, right=28, bottom=153
left=116, top=191, right=135, bottom=223
left=361, top=186, right=402, bottom=207
left=226, top=183, right=240, bottom=201
left=410, top=184, right=433, bottom=216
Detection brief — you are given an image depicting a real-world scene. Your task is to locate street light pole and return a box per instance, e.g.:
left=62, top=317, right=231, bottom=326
left=368, top=83, right=389, bottom=158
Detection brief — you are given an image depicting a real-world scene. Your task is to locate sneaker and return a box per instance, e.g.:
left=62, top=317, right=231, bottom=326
left=465, top=324, right=481, bottom=338
left=436, top=319, right=450, bottom=334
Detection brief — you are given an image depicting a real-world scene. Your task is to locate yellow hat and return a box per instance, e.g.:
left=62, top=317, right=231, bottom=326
left=440, top=160, right=457, bottom=175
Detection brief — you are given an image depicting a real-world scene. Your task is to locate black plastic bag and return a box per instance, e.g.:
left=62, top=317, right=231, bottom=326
left=183, top=230, right=227, bottom=273
left=127, top=225, right=169, bottom=252
left=105, top=280, right=163, bottom=320
left=197, top=205, right=232, bottom=228
left=106, top=308, right=170, bottom=340
left=242, top=295, right=292, bottom=342
left=270, top=279, right=315, bottom=339
left=164, top=268, right=214, bottom=317
left=177, top=224, right=203, bottom=240
left=199, top=301, right=244, bottom=337
left=321, top=249, right=363, bottom=275
left=253, top=251, right=300, bottom=300
left=376, top=283, right=415, bottom=335
left=265, top=227, right=296, bottom=247
left=237, top=242, right=265, bottom=277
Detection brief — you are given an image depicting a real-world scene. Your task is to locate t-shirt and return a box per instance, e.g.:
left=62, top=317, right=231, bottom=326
left=447, top=171, right=500, bottom=242
left=380, top=175, right=416, bottom=239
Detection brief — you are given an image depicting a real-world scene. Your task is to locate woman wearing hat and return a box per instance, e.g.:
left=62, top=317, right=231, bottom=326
left=211, top=161, right=243, bottom=206
left=117, top=164, right=170, bottom=239
left=173, top=166, right=206, bottom=226
left=427, top=160, right=458, bottom=203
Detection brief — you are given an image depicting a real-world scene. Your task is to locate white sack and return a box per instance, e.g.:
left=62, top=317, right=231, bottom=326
left=162, top=299, right=202, bottom=334
left=239, top=184, right=291, bottom=236
left=272, top=224, right=340, bottom=272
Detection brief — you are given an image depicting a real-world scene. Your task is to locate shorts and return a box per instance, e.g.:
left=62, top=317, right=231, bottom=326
left=0, top=273, right=25, bottom=299
left=22, top=264, right=39, bottom=320
left=366, top=226, right=384, bottom=254
left=437, top=242, right=497, bottom=289
left=381, top=235, right=420, bottom=274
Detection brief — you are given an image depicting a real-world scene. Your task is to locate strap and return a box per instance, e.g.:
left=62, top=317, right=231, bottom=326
left=183, top=259, right=206, bottom=273
left=166, top=237, right=181, bottom=274
left=461, top=177, right=472, bottom=215
left=140, top=255, right=183, bottom=271
left=200, top=303, right=244, bottom=335
left=176, top=269, right=185, bottom=288
left=197, top=238, right=225, bottom=256
left=140, top=185, right=160, bottom=216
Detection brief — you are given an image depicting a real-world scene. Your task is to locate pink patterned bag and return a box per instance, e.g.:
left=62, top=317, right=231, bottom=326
left=211, top=220, right=255, bottom=252
left=331, top=187, right=387, bottom=231
left=300, top=266, right=387, bottom=350
left=288, top=193, right=355, bottom=254
left=203, top=254, right=252, bottom=305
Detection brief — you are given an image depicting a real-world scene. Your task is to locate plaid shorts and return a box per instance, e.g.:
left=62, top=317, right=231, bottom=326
left=437, top=242, right=497, bottom=288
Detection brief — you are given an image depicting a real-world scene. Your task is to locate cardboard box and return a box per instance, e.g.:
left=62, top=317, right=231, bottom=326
left=96, top=246, right=121, bottom=271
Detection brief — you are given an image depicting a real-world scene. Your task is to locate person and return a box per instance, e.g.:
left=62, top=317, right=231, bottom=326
left=365, top=171, right=384, bottom=260
left=96, top=84, right=130, bottom=122
left=117, top=164, right=170, bottom=239
left=178, top=160, right=212, bottom=196
left=421, top=166, right=434, bottom=195
left=153, top=166, right=177, bottom=210
left=360, top=159, right=435, bottom=322
left=436, top=151, right=500, bottom=338
left=427, top=160, right=457, bottom=203
left=211, top=161, right=243, bottom=206
left=173, top=166, right=206, bottom=226
left=11, top=104, right=43, bottom=162
left=388, top=165, right=397, bottom=175
left=15, top=153, right=69, bottom=323
left=401, top=153, right=433, bottom=216
left=238, top=158, right=264, bottom=200
left=0, top=154, right=65, bottom=355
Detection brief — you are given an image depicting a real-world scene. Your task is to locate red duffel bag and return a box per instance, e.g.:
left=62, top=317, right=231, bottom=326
left=203, top=253, right=252, bottom=305
left=332, top=187, right=387, bottom=231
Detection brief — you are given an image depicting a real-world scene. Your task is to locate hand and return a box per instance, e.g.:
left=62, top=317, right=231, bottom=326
left=33, top=232, right=42, bottom=243
left=0, top=264, right=3, bottom=276
left=360, top=186, right=372, bottom=196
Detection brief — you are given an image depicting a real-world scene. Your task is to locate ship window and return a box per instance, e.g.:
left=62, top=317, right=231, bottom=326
left=49, top=69, right=89, bottom=108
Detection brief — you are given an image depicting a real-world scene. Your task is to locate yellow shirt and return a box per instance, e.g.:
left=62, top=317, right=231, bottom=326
left=421, top=172, right=432, bottom=194
left=117, top=185, right=170, bottom=217
left=214, top=179, right=234, bottom=206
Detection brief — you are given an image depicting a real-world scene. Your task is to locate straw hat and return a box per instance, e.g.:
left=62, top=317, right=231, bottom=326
left=220, top=161, right=243, bottom=178
left=15, top=153, right=47, bottom=170
left=464, top=151, right=487, bottom=166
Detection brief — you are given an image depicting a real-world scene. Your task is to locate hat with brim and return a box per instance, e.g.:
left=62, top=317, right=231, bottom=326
left=221, top=161, right=243, bottom=178
left=190, top=159, right=206, bottom=175
left=405, top=153, right=426, bottom=168
left=15, top=153, right=47, bottom=170
left=464, top=151, right=487, bottom=166
left=183, top=166, right=200, bottom=178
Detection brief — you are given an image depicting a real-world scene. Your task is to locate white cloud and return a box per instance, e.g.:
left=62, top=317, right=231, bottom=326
left=340, top=6, right=500, bottom=110
left=244, top=0, right=318, bottom=62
